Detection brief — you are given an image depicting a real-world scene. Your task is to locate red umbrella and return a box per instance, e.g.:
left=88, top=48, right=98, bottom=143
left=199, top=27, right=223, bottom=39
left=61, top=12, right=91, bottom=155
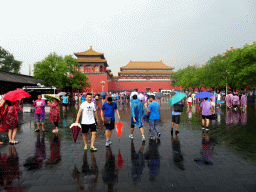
left=116, top=149, right=123, bottom=169
left=115, top=122, right=123, bottom=139
left=3, top=90, right=31, bottom=102
left=70, top=123, right=81, bottom=143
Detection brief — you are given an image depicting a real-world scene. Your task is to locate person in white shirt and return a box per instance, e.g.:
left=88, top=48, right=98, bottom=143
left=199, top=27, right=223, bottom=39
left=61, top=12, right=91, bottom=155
left=75, top=93, right=98, bottom=151
left=187, top=96, right=193, bottom=109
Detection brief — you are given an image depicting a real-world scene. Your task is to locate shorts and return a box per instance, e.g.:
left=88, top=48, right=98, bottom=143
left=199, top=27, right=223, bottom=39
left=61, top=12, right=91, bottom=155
left=188, top=102, right=192, bottom=106
left=172, top=115, right=181, bottom=124
left=105, top=120, right=115, bottom=130
left=36, top=118, right=45, bottom=125
left=202, top=115, right=211, bottom=119
left=131, top=124, right=143, bottom=128
left=82, top=123, right=97, bottom=133
left=63, top=103, right=67, bottom=107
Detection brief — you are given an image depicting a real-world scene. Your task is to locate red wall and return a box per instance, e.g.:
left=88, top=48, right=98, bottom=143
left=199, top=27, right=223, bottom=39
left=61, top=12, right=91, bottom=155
left=108, top=81, right=180, bottom=92
left=82, top=74, right=108, bottom=93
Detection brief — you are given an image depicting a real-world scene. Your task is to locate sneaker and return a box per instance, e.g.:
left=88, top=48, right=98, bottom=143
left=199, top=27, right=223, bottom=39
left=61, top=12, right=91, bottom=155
left=52, top=129, right=58, bottom=133
left=205, top=128, right=209, bottom=132
left=157, top=133, right=161, bottom=138
left=105, top=141, right=109, bottom=147
left=150, top=136, right=156, bottom=140
left=108, top=140, right=112, bottom=145
left=142, top=135, right=146, bottom=141
left=129, top=134, right=134, bottom=139
left=201, top=127, right=205, bottom=130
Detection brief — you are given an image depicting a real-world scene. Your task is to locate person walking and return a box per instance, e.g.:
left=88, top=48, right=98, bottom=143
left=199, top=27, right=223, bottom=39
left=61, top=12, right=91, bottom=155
left=129, top=95, right=146, bottom=141
left=47, top=98, right=60, bottom=133
left=171, top=100, right=184, bottom=135
left=75, top=93, right=98, bottom=151
left=216, top=92, right=221, bottom=108
left=2, top=101, right=21, bottom=144
left=200, top=98, right=215, bottom=132
left=34, top=94, right=45, bottom=132
left=101, top=97, right=120, bottom=147
left=240, top=92, right=247, bottom=111
left=62, top=94, right=69, bottom=111
left=232, top=93, right=240, bottom=111
left=226, top=92, right=233, bottom=109
left=187, top=95, right=192, bottom=109
left=147, top=95, right=160, bottom=140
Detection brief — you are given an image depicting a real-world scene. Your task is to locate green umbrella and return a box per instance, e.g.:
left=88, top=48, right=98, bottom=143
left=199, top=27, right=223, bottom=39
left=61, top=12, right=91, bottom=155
left=169, top=93, right=186, bottom=105
left=45, top=94, right=61, bottom=102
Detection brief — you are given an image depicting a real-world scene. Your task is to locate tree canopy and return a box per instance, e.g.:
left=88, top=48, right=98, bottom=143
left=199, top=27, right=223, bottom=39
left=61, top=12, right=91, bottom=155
left=0, top=47, right=22, bottom=73
left=33, top=53, right=91, bottom=90
left=171, top=42, right=256, bottom=92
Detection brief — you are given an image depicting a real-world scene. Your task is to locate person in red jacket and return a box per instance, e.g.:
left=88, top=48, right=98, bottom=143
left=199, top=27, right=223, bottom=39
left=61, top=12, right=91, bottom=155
left=47, top=98, right=60, bottom=133
left=2, top=101, right=21, bottom=144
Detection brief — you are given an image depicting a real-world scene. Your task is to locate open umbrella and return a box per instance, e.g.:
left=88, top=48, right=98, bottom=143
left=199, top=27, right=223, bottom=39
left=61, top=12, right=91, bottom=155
left=3, top=90, right=31, bottom=102
left=169, top=93, right=186, bottom=105
left=155, top=92, right=163, bottom=99
left=194, top=92, right=213, bottom=99
left=100, top=91, right=107, bottom=97
left=70, top=123, right=81, bottom=143
left=170, top=92, right=176, bottom=96
left=45, top=94, right=61, bottom=102
left=115, top=122, right=123, bottom=140
left=138, top=93, right=145, bottom=101
left=57, top=92, right=66, bottom=97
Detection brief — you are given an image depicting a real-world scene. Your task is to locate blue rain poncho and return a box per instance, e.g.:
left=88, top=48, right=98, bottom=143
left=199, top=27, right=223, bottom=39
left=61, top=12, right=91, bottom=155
left=131, top=99, right=146, bottom=127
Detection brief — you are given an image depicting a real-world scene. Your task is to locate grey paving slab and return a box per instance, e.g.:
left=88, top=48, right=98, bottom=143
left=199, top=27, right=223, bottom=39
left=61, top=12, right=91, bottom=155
left=1, top=102, right=256, bottom=192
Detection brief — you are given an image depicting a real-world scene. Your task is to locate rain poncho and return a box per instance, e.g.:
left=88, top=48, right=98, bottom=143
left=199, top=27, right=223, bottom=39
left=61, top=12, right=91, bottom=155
left=131, top=99, right=146, bottom=128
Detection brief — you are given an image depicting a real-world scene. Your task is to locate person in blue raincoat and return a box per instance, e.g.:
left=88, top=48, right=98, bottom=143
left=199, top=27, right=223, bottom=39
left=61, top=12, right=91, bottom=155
left=129, top=95, right=146, bottom=141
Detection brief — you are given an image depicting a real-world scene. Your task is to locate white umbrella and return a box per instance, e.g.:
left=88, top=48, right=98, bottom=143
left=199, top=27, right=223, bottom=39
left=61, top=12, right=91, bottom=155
left=138, top=93, right=145, bottom=101
left=57, top=92, right=66, bottom=97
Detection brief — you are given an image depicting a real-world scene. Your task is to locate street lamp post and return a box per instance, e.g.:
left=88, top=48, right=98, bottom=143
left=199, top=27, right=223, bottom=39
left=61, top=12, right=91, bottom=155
left=101, top=81, right=105, bottom=92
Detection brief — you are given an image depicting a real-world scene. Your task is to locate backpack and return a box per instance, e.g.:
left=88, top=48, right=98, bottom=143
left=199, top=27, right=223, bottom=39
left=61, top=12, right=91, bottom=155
left=173, top=103, right=184, bottom=112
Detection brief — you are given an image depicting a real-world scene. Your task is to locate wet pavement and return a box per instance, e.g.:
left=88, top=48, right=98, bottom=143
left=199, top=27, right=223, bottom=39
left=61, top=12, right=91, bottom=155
left=0, top=98, right=256, bottom=192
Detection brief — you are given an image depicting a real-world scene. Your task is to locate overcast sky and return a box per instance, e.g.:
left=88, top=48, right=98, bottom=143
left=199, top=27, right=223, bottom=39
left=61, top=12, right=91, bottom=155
left=0, top=0, right=255, bottom=76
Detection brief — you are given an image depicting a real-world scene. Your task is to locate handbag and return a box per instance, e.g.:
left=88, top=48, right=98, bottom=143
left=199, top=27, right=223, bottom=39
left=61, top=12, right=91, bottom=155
left=210, top=113, right=217, bottom=120
left=104, top=103, right=113, bottom=125
left=143, top=112, right=150, bottom=123
left=173, top=103, right=184, bottom=112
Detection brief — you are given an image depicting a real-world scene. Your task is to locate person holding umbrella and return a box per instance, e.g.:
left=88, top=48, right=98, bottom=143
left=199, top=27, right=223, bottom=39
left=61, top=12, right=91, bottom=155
left=33, top=94, right=46, bottom=132
left=2, top=101, right=21, bottom=144
left=75, top=93, right=98, bottom=151
left=200, top=98, right=215, bottom=132
left=47, top=97, right=61, bottom=133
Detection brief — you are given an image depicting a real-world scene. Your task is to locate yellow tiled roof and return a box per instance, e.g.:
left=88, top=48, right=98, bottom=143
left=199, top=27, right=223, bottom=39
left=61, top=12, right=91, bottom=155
left=120, top=61, right=174, bottom=70
left=74, top=45, right=104, bottom=56
left=118, top=71, right=173, bottom=75
left=76, top=58, right=107, bottom=63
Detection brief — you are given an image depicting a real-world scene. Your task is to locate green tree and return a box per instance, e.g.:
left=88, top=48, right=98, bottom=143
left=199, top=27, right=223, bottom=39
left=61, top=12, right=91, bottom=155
left=33, top=53, right=91, bottom=90
left=0, top=47, right=22, bottom=73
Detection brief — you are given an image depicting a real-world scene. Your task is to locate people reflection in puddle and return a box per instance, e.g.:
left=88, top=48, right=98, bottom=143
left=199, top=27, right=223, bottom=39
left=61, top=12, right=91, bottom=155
left=102, top=147, right=119, bottom=192
left=72, top=150, right=98, bottom=191
left=23, top=132, right=46, bottom=170
left=171, top=134, right=185, bottom=170
left=241, top=106, right=247, bottom=125
left=46, top=133, right=61, bottom=165
left=144, top=139, right=160, bottom=181
left=131, top=140, right=145, bottom=182
left=194, top=132, right=214, bottom=166
left=0, top=146, right=21, bottom=186
left=62, top=113, right=68, bottom=128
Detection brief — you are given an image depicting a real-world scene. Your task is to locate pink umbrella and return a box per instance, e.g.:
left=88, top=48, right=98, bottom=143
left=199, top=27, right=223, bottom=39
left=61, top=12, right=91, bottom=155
left=3, top=90, right=30, bottom=102
left=70, top=123, right=81, bottom=143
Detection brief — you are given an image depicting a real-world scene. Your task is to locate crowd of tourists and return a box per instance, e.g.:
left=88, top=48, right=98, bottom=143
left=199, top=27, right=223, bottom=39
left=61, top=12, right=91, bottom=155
left=0, top=89, right=249, bottom=149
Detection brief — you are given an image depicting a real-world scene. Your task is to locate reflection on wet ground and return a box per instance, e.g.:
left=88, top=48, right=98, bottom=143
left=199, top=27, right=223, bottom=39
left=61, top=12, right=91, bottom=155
left=0, top=98, right=256, bottom=192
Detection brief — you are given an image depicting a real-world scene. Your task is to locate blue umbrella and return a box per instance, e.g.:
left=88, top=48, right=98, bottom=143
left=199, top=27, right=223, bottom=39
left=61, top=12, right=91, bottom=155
left=100, top=91, right=107, bottom=97
left=169, top=93, right=186, bottom=105
left=194, top=92, right=213, bottom=99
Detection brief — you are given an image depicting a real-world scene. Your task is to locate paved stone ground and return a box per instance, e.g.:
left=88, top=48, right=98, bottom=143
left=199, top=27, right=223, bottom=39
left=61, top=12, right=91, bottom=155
left=0, top=100, right=256, bottom=192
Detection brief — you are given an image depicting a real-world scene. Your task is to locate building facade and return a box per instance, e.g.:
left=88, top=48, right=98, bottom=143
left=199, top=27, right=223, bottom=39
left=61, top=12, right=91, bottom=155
left=75, top=46, right=178, bottom=93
